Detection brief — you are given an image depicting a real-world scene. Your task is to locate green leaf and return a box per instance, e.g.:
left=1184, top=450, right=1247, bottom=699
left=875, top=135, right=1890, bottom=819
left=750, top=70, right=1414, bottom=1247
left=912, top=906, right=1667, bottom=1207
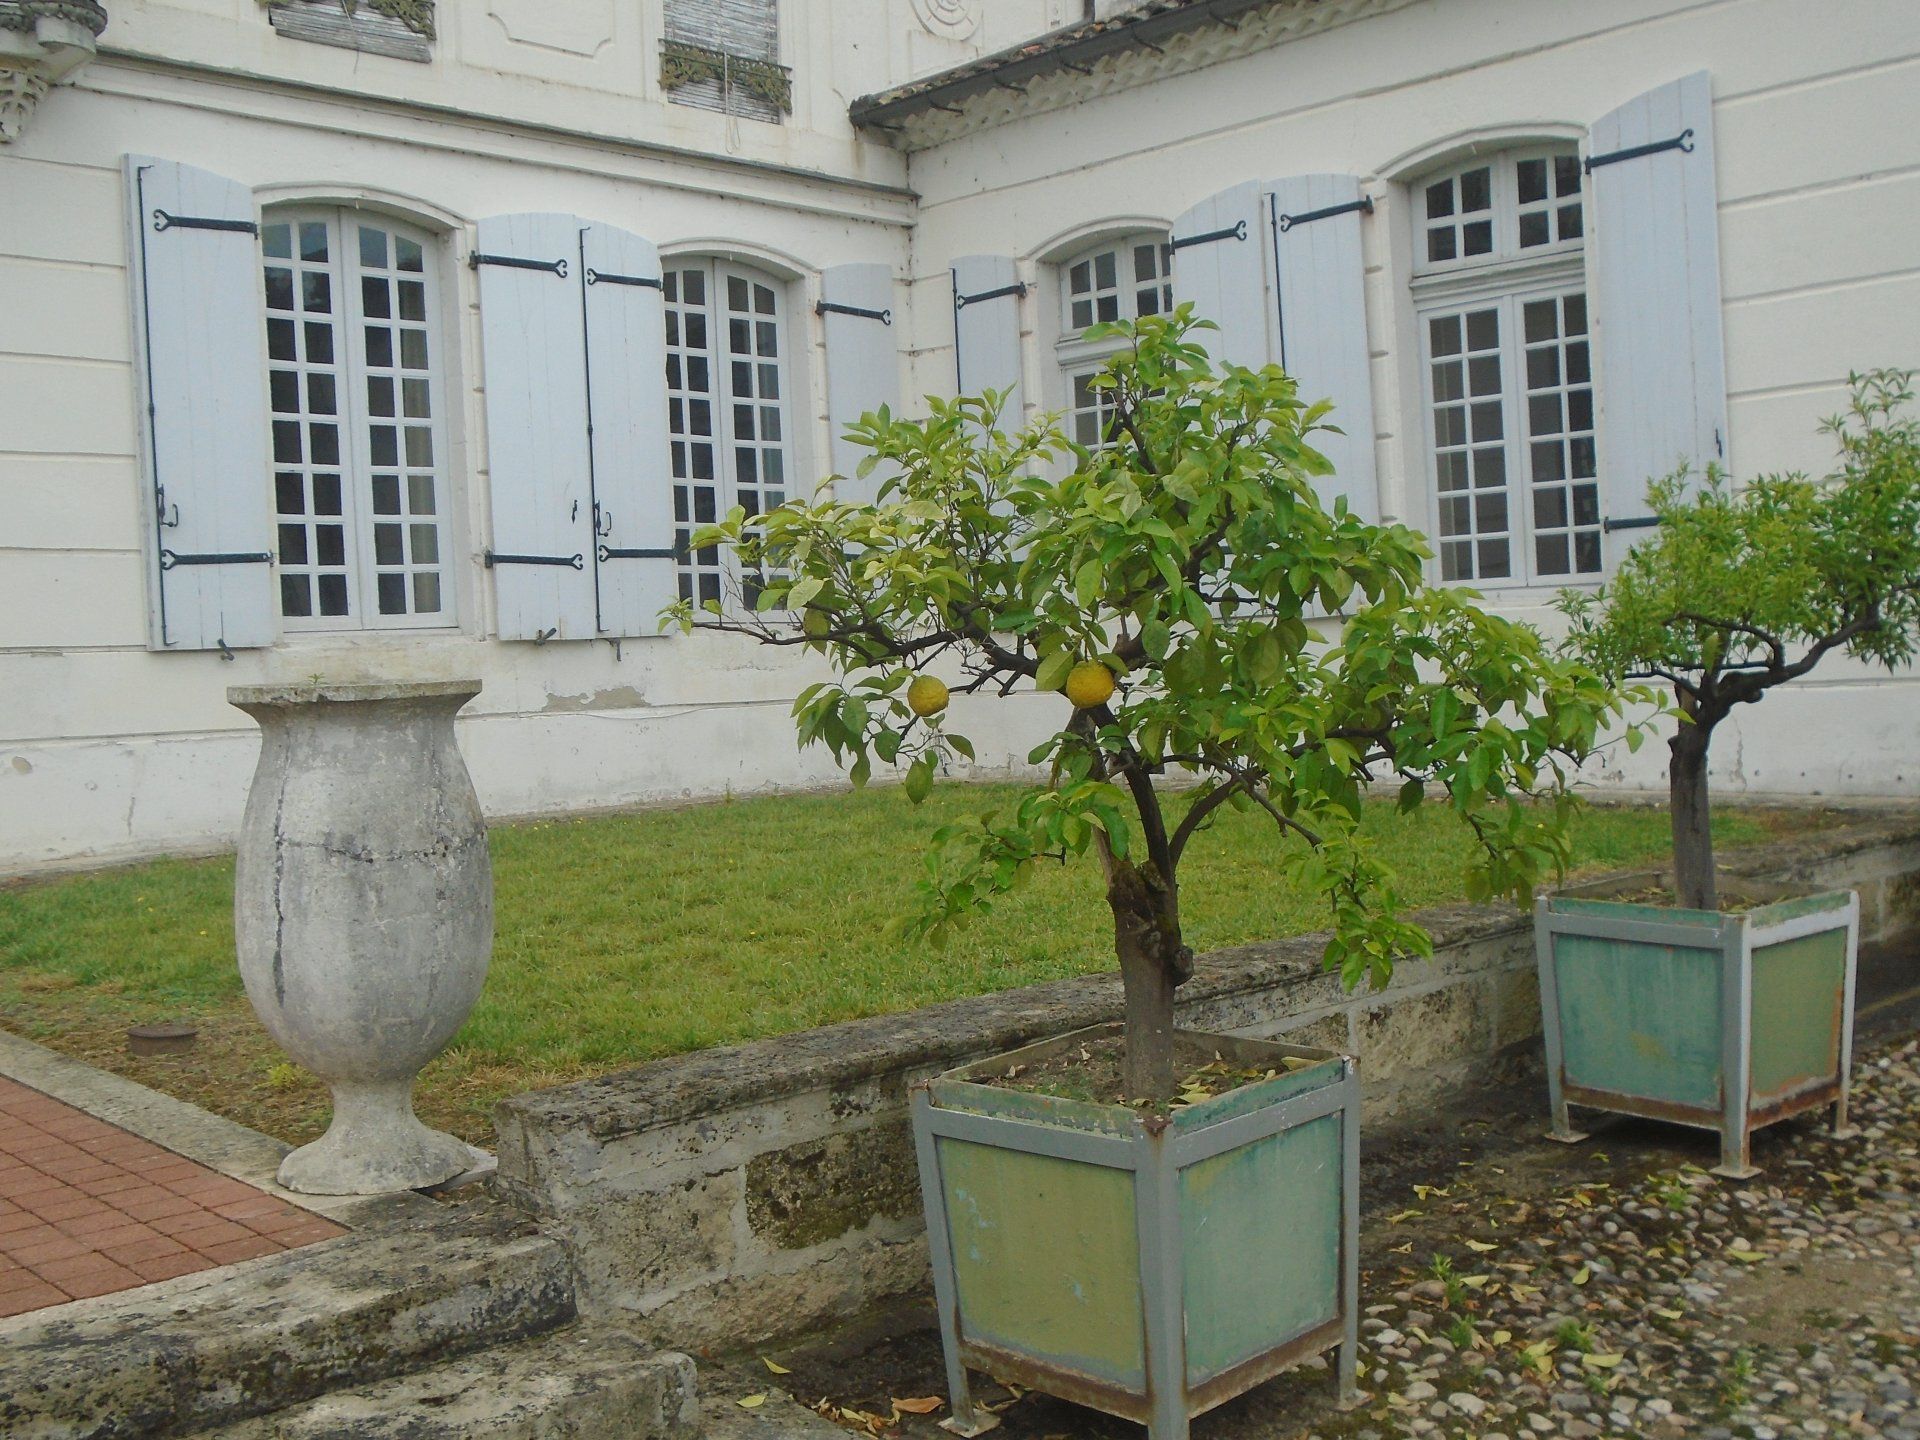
left=1140, top=618, right=1170, bottom=661
left=1035, top=649, right=1075, bottom=693
left=904, top=756, right=934, bottom=804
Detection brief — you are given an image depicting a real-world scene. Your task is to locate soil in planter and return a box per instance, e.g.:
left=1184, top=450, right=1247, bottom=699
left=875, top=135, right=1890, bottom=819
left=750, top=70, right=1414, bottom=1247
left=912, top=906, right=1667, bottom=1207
left=1606, top=886, right=1766, bottom=913
left=982, top=1031, right=1320, bottom=1112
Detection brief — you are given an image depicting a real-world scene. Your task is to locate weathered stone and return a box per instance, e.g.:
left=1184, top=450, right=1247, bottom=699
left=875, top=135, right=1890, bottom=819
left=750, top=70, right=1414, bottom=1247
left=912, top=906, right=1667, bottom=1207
left=745, top=1118, right=920, bottom=1250
left=1354, top=983, right=1491, bottom=1086
left=1494, top=966, right=1544, bottom=1051
left=206, top=1326, right=697, bottom=1439
left=230, top=681, right=492, bottom=1195
left=561, top=1168, right=741, bottom=1302
left=0, top=1195, right=572, bottom=1440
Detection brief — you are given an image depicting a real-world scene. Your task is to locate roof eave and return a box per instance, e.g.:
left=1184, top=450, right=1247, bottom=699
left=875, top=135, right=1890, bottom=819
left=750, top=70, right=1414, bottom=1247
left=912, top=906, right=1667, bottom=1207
left=849, top=0, right=1284, bottom=132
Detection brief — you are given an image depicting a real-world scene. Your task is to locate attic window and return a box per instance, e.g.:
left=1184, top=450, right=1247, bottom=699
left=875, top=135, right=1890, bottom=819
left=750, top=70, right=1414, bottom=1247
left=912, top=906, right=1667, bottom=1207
left=266, top=0, right=435, bottom=62
left=660, top=0, right=790, bottom=122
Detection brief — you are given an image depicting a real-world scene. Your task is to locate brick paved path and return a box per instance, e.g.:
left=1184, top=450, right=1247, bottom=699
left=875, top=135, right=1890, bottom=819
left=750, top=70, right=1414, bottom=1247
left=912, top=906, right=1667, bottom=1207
left=0, top=1075, right=345, bottom=1318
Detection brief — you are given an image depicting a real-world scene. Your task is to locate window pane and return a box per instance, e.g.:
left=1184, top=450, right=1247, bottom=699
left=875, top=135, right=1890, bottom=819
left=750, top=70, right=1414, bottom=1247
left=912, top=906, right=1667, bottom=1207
left=1516, top=158, right=1547, bottom=205
left=359, top=226, right=387, bottom=269
left=1523, top=290, right=1601, bottom=577
left=1459, top=166, right=1491, bottom=213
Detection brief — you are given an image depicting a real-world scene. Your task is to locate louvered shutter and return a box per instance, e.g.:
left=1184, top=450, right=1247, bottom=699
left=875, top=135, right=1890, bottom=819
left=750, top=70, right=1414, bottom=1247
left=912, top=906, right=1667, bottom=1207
left=474, top=213, right=596, bottom=641
left=1170, top=180, right=1274, bottom=371
left=820, top=262, right=901, bottom=504
left=950, top=254, right=1026, bottom=429
left=580, top=222, right=675, bottom=636
left=124, top=156, right=275, bottom=652
left=1268, top=174, right=1380, bottom=522
left=1585, top=70, right=1729, bottom=549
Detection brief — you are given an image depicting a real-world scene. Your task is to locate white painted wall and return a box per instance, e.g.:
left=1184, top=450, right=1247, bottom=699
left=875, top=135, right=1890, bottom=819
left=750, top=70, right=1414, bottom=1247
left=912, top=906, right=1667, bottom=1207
left=3, top=0, right=1916, bottom=871
left=900, top=0, right=1920, bottom=803
left=0, top=0, right=1070, bottom=871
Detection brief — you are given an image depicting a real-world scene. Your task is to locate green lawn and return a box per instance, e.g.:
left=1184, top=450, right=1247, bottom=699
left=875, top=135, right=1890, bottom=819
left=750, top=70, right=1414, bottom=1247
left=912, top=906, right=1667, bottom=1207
left=0, top=785, right=1810, bottom=1144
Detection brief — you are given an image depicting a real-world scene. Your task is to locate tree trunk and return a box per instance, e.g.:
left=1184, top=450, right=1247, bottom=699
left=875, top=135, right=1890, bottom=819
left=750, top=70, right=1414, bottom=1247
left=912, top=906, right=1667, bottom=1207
left=1669, top=707, right=1718, bottom=912
left=1105, top=857, right=1190, bottom=1105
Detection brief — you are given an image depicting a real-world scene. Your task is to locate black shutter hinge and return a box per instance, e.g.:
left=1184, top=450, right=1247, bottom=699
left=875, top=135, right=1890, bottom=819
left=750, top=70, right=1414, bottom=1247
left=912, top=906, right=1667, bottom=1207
left=470, top=252, right=569, bottom=278
left=152, top=210, right=258, bottom=236
left=586, top=268, right=663, bottom=289
left=485, top=551, right=584, bottom=569
left=598, top=545, right=680, bottom=562
left=1275, top=196, right=1374, bottom=233
left=954, top=281, right=1028, bottom=310
left=159, top=549, right=272, bottom=569
left=1584, top=128, right=1694, bottom=174
left=816, top=300, right=893, bottom=325
left=1603, top=515, right=1661, bottom=533
left=1170, top=219, right=1247, bottom=253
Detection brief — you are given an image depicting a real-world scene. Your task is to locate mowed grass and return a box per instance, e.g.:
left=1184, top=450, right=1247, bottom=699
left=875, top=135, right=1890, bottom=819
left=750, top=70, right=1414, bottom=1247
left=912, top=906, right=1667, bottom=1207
left=0, top=785, right=1818, bottom=1144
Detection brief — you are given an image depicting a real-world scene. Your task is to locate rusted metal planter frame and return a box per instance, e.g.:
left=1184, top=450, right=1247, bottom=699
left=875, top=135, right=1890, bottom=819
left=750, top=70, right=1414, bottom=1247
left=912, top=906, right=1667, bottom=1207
left=910, top=1023, right=1360, bottom=1440
left=1535, top=878, right=1858, bottom=1179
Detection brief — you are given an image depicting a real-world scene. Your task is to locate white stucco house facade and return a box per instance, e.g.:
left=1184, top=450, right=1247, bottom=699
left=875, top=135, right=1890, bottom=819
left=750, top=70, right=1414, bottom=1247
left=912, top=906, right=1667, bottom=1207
left=1, top=0, right=1915, bottom=871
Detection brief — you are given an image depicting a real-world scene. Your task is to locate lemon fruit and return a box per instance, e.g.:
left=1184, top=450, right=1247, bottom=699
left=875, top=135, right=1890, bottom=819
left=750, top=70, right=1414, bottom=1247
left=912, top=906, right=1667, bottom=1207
left=907, top=675, right=950, bottom=718
left=1064, top=661, right=1117, bottom=709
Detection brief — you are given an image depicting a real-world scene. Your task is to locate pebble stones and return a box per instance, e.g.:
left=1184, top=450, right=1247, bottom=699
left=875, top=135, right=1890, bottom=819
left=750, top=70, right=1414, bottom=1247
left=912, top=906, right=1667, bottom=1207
left=1327, top=1038, right=1920, bottom=1440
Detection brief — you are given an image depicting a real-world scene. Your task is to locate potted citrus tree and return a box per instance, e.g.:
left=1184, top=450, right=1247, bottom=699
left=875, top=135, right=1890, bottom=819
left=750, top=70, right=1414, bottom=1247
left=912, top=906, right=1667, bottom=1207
left=1547, top=370, right=1920, bottom=1176
left=668, top=313, right=1626, bottom=1440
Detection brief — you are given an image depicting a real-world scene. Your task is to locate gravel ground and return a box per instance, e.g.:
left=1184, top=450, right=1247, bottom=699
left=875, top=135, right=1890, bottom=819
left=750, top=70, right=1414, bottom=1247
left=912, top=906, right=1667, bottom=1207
left=735, top=1030, right=1919, bottom=1440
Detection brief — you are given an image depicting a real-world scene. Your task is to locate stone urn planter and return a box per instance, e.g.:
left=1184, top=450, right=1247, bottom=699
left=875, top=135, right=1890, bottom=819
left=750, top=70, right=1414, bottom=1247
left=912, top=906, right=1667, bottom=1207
left=229, top=680, right=492, bottom=1195
left=1535, top=873, right=1859, bottom=1178
left=910, top=1023, right=1360, bottom=1440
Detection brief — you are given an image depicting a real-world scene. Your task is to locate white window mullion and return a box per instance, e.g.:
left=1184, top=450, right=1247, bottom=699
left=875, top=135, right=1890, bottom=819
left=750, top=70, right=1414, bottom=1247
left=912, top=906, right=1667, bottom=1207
left=339, top=211, right=384, bottom=627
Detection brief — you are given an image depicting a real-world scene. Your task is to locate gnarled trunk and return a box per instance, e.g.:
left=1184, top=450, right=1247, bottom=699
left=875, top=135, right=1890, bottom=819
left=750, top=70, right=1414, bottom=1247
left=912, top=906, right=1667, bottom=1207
left=1669, top=697, right=1718, bottom=912
left=1105, top=856, right=1192, bottom=1104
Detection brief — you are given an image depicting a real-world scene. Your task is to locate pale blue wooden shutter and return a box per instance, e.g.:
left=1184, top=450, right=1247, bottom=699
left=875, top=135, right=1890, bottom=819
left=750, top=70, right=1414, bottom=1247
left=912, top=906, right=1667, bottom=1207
left=580, top=222, right=675, bottom=637
left=950, top=254, right=1026, bottom=429
left=1170, top=180, right=1274, bottom=371
left=1586, top=70, right=1728, bottom=549
left=820, top=262, right=901, bottom=504
left=475, top=213, right=597, bottom=641
left=124, top=156, right=275, bottom=652
left=1268, top=174, right=1380, bottom=522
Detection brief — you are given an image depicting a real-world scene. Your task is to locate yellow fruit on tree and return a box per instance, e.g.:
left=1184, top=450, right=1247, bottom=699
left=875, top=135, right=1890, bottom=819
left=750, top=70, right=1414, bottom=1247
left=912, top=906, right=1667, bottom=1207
left=907, top=675, right=950, bottom=717
left=1064, top=661, right=1117, bottom=709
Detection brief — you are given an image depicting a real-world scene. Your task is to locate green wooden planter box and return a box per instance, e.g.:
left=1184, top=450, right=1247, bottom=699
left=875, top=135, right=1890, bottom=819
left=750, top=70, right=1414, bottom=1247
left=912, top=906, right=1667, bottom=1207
left=910, top=1023, right=1360, bottom=1440
left=1535, top=876, right=1859, bottom=1178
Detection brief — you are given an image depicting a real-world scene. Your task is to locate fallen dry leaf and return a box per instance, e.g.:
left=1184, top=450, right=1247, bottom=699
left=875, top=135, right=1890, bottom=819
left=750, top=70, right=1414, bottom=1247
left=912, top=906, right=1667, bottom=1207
left=892, top=1397, right=944, bottom=1415
left=762, top=1357, right=792, bottom=1375
left=738, top=1394, right=768, bottom=1409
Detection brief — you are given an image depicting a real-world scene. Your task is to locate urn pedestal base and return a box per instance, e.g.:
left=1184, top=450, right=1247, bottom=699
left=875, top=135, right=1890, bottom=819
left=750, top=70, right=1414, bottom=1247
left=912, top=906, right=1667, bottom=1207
left=277, top=1079, right=478, bottom=1195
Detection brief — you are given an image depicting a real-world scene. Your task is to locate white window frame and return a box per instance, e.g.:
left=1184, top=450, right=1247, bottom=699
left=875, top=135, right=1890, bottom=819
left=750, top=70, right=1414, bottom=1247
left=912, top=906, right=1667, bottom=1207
left=1054, top=232, right=1173, bottom=450
left=1409, top=148, right=1601, bottom=589
left=261, top=204, right=455, bottom=632
left=663, top=255, right=796, bottom=611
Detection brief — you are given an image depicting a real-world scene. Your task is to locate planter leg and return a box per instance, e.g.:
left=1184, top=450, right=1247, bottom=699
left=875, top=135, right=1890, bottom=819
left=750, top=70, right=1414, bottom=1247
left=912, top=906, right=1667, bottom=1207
left=936, top=1369, right=999, bottom=1439
left=1711, top=1121, right=1758, bottom=1181
left=1336, top=1064, right=1367, bottom=1411
left=1546, top=1094, right=1588, bottom=1146
left=1830, top=1094, right=1859, bottom=1141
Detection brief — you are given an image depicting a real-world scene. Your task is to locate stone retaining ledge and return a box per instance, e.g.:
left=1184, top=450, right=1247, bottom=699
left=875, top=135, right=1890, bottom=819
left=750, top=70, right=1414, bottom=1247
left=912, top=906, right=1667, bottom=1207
left=492, top=812, right=1920, bottom=1350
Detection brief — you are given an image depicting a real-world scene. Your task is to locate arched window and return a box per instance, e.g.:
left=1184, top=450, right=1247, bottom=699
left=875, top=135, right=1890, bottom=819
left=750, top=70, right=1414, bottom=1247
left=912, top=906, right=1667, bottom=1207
left=662, top=257, right=794, bottom=608
left=1056, top=232, right=1172, bottom=449
left=1411, top=148, right=1599, bottom=584
left=261, top=206, right=451, bottom=628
